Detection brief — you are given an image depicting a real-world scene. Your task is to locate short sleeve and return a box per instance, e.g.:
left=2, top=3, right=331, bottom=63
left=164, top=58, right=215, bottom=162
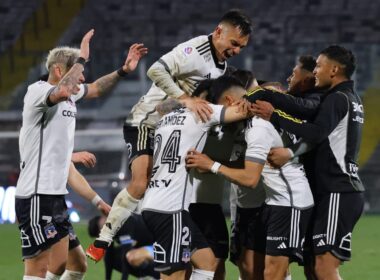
left=71, top=84, right=88, bottom=102
left=24, top=81, right=56, bottom=110
left=201, top=104, right=225, bottom=129
left=244, top=120, right=273, bottom=165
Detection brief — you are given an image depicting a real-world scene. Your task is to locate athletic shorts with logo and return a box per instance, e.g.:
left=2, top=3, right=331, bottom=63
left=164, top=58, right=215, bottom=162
left=261, top=204, right=312, bottom=264
left=312, top=192, right=364, bottom=261
left=189, top=203, right=229, bottom=259
left=142, top=210, right=208, bottom=274
left=230, top=206, right=264, bottom=264
left=15, top=194, right=71, bottom=259
left=123, top=124, right=154, bottom=167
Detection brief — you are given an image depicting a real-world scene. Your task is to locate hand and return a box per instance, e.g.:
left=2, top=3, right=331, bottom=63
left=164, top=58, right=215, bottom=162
left=97, top=200, right=112, bottom=216
left=251, top=100, right=274, bottom=121
left=79, top=29, right=94, bottom=61
left=183, top=96, right=213, bottom=122
left=232, top=98, right=250, bottom=115
left=267, top=147, right=292, bottom=168
left=186, top=149, right=214, bottom=173
left=71, top=151, right=97, bottom=168
left=127, top=247, right=153, bottom=267
left=122, top=43, right=148, bottom=73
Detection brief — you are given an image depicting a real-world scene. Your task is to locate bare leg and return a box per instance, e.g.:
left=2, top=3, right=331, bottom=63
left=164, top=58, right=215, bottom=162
left=264, top=255, right=289, bottom=280
left=314, top=252, right=342, bottom=280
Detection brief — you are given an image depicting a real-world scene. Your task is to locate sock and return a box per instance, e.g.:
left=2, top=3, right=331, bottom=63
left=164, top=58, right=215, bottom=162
left=284, top=274, right=292, bottom=280
left=191, top=269, right=215, bottom=280
left=45, top=271, right=61, bottom=280
left=60, top=270, right=85, bottom=280
left=23, top=276, right=45, bottom=280
left=97, top=188, right=139, bottom=244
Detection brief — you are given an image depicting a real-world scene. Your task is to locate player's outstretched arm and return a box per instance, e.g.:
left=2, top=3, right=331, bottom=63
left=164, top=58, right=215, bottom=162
left=186, top=149, right=263, bottom=188
left=86, top=43, right=148, bottom=99
left=68, top=162, right=111, bottom=215
left=48, top=29, right=94, bottom=104
left=156, top=97, right=213, bottom=122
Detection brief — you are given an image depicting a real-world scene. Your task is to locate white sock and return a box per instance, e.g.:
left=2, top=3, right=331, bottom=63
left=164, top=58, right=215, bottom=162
left=23, top=276, right=45, bottom=280
left=60, top=270, right=85, bottom=280
left=191, top=269, right=215, bottom=280
left=284, top=273, right=292, bottom=280
left=98, top=188, right=139, bottom=243
left=45, top=271, right=61, bottom=280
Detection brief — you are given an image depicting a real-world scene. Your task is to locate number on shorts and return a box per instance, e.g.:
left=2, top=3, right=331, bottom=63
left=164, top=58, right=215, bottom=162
left=181, top=226, right=190, bottom=246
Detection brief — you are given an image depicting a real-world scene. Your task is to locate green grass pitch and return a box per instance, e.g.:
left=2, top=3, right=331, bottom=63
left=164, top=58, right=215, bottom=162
left=1, top=215, right=379, bottom=279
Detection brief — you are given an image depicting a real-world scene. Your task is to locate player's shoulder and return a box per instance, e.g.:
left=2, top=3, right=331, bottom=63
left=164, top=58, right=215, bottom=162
left=246, top=116, right=273, bottom=130
left=175, top=35, right=209, bottom=57
left=27, top=80, right=53, bottom=92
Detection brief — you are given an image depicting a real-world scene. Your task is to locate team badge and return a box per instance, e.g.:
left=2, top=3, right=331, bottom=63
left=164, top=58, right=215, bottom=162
left=183, top=47, right=193, bottom=55
left=44, top=223, right=58, bottom=239
left=181, top=248, right=191, bottom=263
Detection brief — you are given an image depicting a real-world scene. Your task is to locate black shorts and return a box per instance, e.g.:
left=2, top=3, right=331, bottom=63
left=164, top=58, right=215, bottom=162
left=261, top=204, right=312, bottom=264
left=312, top=192, right=364, bottom=261
left=229, top=206, right=264, bottom=264
left=68, top=224, right=81, bottom=250
left=123, top=124, right=154, bottom=167
left=189, top=203, right=229, bottom=259
left=15, top=195, right=71, bottom=259
left=142, top=210, right=208, bottom=274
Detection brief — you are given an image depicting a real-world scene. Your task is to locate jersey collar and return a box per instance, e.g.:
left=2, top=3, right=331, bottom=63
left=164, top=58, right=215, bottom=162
left=208, top=35, right=226, bottom=70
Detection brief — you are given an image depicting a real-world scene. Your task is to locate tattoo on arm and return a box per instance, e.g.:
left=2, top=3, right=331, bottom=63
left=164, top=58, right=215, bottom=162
left=49, top=63, right=84, bottom=103
left=156, top=99, right=183, bottom=115
left=94, top=71, right=121, bottom=96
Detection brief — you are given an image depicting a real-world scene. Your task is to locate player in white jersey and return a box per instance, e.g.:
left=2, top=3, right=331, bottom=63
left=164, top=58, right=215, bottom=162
left=186, top=84, right=314, bottom=280
left=15, top=29, right=147, bottom=280
left=88, top=9, right=253, bottom=262
left=141, top=76, right=253, bottom=280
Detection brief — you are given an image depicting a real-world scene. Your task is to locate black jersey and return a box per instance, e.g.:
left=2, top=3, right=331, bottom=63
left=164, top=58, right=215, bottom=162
left=270, top=81, right=364, bottom=194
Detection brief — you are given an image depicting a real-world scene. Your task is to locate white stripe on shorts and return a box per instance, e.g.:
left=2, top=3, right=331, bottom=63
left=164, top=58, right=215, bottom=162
left=290, top=208, right=300, bottom=248
left=327, top=193, right=340, bottom=245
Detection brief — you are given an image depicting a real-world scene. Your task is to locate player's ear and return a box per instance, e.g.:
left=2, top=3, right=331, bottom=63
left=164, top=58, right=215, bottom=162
left=214, top=25, right=223, bottom=38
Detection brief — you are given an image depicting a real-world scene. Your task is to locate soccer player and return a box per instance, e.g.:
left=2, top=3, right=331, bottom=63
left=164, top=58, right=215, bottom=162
left=15, top=29, right=147, bottom=280
left=186, top=83, right=314, bottom=280
left=87, top=9, right=253, bottom=261
left=140, top=76, right=253, bottom=280
left=254, top=45, right=365, bottom=280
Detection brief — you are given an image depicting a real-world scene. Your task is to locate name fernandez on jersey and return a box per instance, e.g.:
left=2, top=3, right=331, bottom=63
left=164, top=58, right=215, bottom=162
left=141, top=104, right=225, bottom=213
left=156, top=110, right=187, bottom=129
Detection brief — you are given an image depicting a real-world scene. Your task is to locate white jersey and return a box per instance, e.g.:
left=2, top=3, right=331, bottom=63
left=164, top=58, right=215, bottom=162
left=126, top=35, right=227, bottom=128
left=245, top=117, right=314, bottom=209
left=191, top=125, right=240, bottom=205
left=16, top=81, right=87, bottom=198
left=229, top=140, right=266, bottom=209
left=141, top=104, right=225, bottom=213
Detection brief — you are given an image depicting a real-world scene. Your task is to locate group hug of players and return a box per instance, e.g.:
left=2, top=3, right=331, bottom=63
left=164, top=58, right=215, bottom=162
left=15, top=8, right=364, bottom=280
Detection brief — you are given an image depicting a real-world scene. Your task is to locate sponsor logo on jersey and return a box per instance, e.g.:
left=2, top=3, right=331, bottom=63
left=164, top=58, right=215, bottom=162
left=277, top=242, right=287, bottom=249
left=44, top=223, right=58, bottom=239
left=62, top=110, right=76, bottom=118
left=267, top=236, right=288, bottom=241
left=183, top=47, right=193, bottom=55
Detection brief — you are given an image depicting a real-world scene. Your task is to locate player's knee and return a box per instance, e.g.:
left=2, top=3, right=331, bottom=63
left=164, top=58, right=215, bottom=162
left=76, top=251, right=88, bottom=272
left=314, top=254, right=336, bottom=278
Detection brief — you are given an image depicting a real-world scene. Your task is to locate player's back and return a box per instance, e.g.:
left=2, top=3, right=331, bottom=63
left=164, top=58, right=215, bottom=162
left=141, top=105, right=223, bottom=213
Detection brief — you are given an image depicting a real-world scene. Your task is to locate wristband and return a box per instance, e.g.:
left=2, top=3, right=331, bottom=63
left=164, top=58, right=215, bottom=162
left=287, top=148, right=295, bottom=159
left=117, top=67, right=128, bottom=77
left=91, top=194, right=102, bottom=206
left=75, top=57, right=86, bottom=67
left=210, top=161, right=221, bottom=174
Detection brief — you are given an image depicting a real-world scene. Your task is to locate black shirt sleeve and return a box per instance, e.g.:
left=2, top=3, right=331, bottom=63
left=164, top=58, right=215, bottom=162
left=245, top=89, right=321, bottom=120
left=270, top=92, right=348, bottom=143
